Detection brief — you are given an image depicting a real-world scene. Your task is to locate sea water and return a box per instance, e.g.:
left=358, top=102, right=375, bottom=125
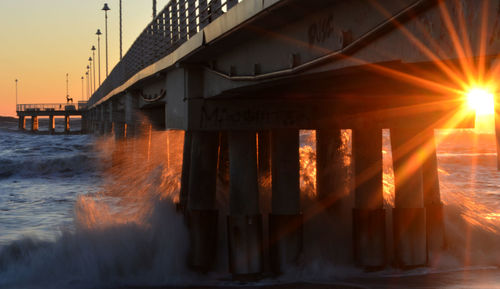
left=0, top=117, right=499, bottom=289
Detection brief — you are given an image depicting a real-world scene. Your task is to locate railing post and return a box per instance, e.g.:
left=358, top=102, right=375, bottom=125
left=199, top=0, right=209, bottom=29
left=188, top=0, right=197, bottom=37
left=171, top=0, right=179, bottom=45
left=227, top=0, right=238, bottom=9
left=210, top=0, right=223, bottom=20
left=179, top=0, right=188, bottom=42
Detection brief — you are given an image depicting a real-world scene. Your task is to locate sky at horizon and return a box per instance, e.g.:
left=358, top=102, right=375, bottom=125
left=0, top=0, right=170, bottom=117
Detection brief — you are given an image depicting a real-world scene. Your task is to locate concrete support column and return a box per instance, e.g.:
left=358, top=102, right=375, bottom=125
left=99, top=105, right=105, bottom=135
left=81, top=113, right=88, bottom=134
left=48, top=115, right=55, bottom=134
left=352, top=127, right=385, bottom=269
left=316, top=129, right=345, bottom=210
left=269, top=129, right=302, bottom=275
left=18, top=116, right=25, bottom=130
left=186, top=131, right=220, bottom=272
left=31, top=116, right=38, bottom=132
left=422, top=129, right=445, bottom=262
left=64, top=115, right=70, bottom=133
left=178, top=131, right=192, bottom=212
left=391, top=128, right=426, bottom=268
left=228, top=131, right=263, bottom=280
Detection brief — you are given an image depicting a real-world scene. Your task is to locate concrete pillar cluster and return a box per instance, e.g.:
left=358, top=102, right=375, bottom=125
left=181, top=129, right=303, bottom=280
left=18, top=116, right=25, bottom=130
left=48, top=115, right=55, bottom=134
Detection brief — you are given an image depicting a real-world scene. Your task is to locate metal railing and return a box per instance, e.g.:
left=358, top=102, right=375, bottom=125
left=89, top=0, right=240, bottom=107
left=17, top=102, right=87, bottom=112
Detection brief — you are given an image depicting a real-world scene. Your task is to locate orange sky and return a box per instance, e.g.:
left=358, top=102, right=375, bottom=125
left=0, top=0, right=169, bottom=117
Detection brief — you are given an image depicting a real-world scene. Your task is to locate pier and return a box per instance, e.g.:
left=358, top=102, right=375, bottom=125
left=16, top=102, right=88, bottom=134
left=16, top=0, right=500, bottom=280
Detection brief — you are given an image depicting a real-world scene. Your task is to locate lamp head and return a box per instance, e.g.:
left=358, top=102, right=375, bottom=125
left=91, top=45, right=96, bottom=51
left=96, top=29, right=102, bottom=36
left=102, top=3, right=110, bottom=11
left=89, top=57, right=92, bottom=61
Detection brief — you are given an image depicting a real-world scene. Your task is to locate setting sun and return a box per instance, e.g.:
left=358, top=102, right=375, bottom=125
left=466, top=87, right=495, bottom=116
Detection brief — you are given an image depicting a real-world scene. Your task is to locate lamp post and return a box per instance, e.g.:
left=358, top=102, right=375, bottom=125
left=120, top=0, right=123, bottom=60
left=81, top=76, right=84, bottom=101
left=16, top=78, right=19, bottom=109
left=88, top=57, right=93, bottom=94
left=96, top=29, right=102, bottom=86
left=91, top=46, right=96, bottom=90
left=86, top=67, right=90, bottom=100
left=102, top=3, right=110, bottom=77
left=153, top=0, right=157, bottom=18
left=15, top=79, right=18, bottom=111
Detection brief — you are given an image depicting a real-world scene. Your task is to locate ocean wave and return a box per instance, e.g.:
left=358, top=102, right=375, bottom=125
left=0, top=154, right=99, bottom=179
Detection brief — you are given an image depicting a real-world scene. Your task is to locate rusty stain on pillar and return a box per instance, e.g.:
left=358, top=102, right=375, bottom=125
left=391, top=128, right=426, bottom=268
left=352, top=126, right=385, bottom=269
left=218, top=132, right=230, bottom=184
left=257, top=130, right=271, bottom=181
left=316, top=129, right=345, bottom=210
left=187, top=131, right=219, bottom=272
left=228, top=131, right=263, bottom=280
left=31, top=116, right=38, bottom=132
left=269, top=129, right=302, bottom=275
left=422, top=129, right=446, bottom=262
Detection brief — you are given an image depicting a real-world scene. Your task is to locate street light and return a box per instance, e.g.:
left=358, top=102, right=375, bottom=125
left=91, top=46, right=96, bottom=91
left=81, top=76, right=84, bottom=101
left=88, top=57, right=93, bottom=94
left=153, top=0, right=157, bottom=18
left=102, top=3, right=110, bottom=77
left=96, top=29, right=102, bottom=86
left=86, top=67, right=90, bottom=100
left=15, top=79, right=18, bottom=111
left=119, top=0, right=123, bottom=60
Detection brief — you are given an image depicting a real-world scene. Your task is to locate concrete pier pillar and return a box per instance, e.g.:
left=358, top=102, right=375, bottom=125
left=269, top=129, right=302, bottom=275
left=228, top=131, right=263, bottom=280
left=187, top=131, right=219, bottom=272
left=391, top=128, right=426, bottom=268
left=48, top=115, right=55, bottom=134
left=178, top=131, right=192, bottom=212
left=257, top=131, right=271, bottom=180
left=316, top=129, right=345, bottom=210
left=18, top=116, right=25, bottom=130
left=422, top=129, right=445, bottom=262
left=99, top=105, right=105, bottom=135
left=64, top=115, right=70, bottom=133
left=31, top=116, right=38, bottom=132
left=352, top=127, right=385, bottom=269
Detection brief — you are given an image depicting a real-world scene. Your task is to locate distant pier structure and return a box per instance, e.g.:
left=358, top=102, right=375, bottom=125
left=23, top=0, right=500, bottom=280
left=16, top=102, right=88, bottom=134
